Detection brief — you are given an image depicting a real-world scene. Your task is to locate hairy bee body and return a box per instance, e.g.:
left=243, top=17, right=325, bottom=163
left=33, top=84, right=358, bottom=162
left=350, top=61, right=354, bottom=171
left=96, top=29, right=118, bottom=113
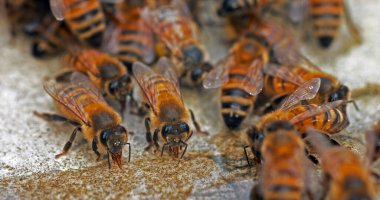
left=310, top=0, right=344, bottom=48
left=32, top=16, right=73, bottom=58
left=37, top=71, right=129, bottom=168
left=259, top=120, right=306, bottom=200
left=257, top=103, right=349, bottom=134
left=116, top=7, right=156, bottom=72
left=58, top=0, right=106, bottom=47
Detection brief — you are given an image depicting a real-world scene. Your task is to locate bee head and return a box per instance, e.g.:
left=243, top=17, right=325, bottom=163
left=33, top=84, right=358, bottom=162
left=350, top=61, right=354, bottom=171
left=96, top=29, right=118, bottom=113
left=108, top=75, right=132, bottom=101
left=329, top=84, right=349, bottom=102
left=161, top=122, right=191, bottom=144
left=246, top=126, right=264, bottom=145
left=100, top=125, right=129, bottom=168
left=190, top=62, right=213, bottom=84
left=182, top=45, right=204, bottom=69
left=217, top=0, right=243, bottom=16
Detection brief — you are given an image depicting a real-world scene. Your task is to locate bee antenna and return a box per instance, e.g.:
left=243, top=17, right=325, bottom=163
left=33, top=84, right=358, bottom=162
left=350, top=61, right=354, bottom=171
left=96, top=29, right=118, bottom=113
left=123, top=142, right=131, bottom=162
left=347, top=100, right=360, bottom=111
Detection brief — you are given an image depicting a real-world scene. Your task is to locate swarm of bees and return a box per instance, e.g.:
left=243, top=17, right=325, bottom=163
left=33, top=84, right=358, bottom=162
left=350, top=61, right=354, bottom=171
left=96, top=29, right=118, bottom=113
left=3, top=0, right=379, bottom=199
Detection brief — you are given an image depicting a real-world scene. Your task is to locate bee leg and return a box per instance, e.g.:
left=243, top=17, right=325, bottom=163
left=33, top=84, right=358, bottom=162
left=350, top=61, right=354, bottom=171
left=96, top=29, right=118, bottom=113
left=128, top=90, right=138, bottom=109
left=55, top=127, right=81, bottom=159
left=161, top=143, right=169, bottom=157
left=243, top=146, right=252, bottom=166
left=33, top=111, right=80, bottom=126
left=250, top=184, right=263, bottom=200
left=119, top=98, right=126, bottom=119
left=343, top=2, right=362, bottom=44
left=107, top=151, right=112, bottom=169
left=179, top=140, right=188, bottom=159
left=144, top=117, right=154, bottom=151
left=92, top=138, right=101, bottom=161
left=189, top=109, right=209, bottom=135
left=153, top=129, right=160, bottom=150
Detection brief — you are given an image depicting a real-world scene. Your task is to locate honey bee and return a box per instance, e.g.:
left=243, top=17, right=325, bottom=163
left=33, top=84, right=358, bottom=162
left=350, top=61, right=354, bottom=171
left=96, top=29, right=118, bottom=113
left=32, top=15, right=75, bottom=58
left=132, top=57, right=208, bottom=158
left=142, top=0, right=212, bottom=86
left=306, top=129, right=375, bottom=200
left=63, top=48, right=135, bottom=115
left=34, top=71, right=131, bottom=169
left=261, top=63, right=351, bottom=110
left=250, top=120, right=312, bottom=200
left=203, top=36, right=269, bottom=129
left=102, top=4, right=156, bottom=73
left=246, top=78, right=350, bottom=159
left=49, top=0, right=106, bottom=47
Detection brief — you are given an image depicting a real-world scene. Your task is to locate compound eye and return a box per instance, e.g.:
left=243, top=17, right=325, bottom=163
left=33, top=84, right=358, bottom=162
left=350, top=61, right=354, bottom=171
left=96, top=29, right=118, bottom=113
left=179, top=123, right=189, bottom=133
left=109, top=80, right=119, bottom=94
left=162, top=125, right=173, bottom=137
left=100, top=129, right=112, bottom=146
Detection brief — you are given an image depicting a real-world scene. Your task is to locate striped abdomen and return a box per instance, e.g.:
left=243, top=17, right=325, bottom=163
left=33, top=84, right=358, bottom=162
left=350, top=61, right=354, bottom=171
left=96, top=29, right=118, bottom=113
left=64, top=0, right=105, bottom=47
left=221, top=63, right=256, bottom=129
left=117, top=19, right=155, bottom=72
left=310, top=0, right=343, bottom=48
left=289, top=103, right=349, bottom=134
left=32, top=19, right=71, bottom=58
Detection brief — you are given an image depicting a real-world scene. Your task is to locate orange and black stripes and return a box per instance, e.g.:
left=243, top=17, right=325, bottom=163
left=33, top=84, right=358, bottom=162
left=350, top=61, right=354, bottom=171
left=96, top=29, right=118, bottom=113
left=116, top=19, right=155, bottom=72
left=63, top=0, right=105, bottom=47
left=310, top=0, right=343, bottom=48
left=221, top=66, right=257, bottom=129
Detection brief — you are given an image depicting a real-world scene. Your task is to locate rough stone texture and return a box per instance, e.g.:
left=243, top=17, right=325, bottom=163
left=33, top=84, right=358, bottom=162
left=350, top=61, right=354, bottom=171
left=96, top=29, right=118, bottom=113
left=0, top=0, right=380, bottom=199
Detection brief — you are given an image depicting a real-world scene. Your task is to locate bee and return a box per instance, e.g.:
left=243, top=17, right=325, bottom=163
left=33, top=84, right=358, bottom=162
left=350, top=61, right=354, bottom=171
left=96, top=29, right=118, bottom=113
left=246, top=78, right=350, bottom=159
left=203, top=36, right=269, bottom=129
left=250, top=120, right=312, bottom=200
left=132, top=57, right=207, bottom=158
left=63, top=48, right=135, bottom=115
left=103, top=4, right=156, bottom=73
left=261, top=63, right=351, bottom=110
left=142, top=0, right=212, bottom=86
left=49, top=0, right=106, bottom=47
left=34, top=71, right=131, bottom=169
left=32, top=15, right=74, bottom=58
left=306, top=129, right=375, bottom=200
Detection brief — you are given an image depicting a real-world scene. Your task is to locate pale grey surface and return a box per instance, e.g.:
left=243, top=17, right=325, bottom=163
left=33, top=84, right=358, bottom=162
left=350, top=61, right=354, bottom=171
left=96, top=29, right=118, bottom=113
left=1, top=0, right=380, bottom=199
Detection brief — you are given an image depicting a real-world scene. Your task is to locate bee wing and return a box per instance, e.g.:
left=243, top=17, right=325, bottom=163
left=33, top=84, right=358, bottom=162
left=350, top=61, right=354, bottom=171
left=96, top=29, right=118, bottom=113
left=101, top=22, right=120, bottom=55
left=305, top=127, right=335, bottom=155
left=44, top=75, right=105, bottom=127
left=287, top=0, right=310, bottom=24
left=69, top=72, right=105, bottom=100
left=136, top=18, right=156, bottom=64
left=242, top=59, right=264, bottom=95
left=133, top=61, right=183, bottom=114
left=172, top=0, right=195, bottom=21
left=290, top=100, right=343, bottom=125
left=279, top=78, right=321, bottom=111
left=202, top=54, right=233, bottom=89
left=156, top=57, right=181, bottom=92
left=50, top=0, right=65, bottom=21
left=263, top=63, right=305, bottom=86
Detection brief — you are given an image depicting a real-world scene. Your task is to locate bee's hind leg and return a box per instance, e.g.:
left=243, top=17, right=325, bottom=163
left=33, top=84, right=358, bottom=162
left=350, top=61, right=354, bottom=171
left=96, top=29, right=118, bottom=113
left=33, top=111, right=80, bottom=126
left=55, top=127, right=81, bottom=159
left=189, top=109, right=209, bottom=135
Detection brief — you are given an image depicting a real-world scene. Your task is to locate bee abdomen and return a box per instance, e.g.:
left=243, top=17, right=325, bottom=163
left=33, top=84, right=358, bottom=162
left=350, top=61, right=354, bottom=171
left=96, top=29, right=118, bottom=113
left=311, top=0, right=342, bottom=48
left=221, top=87, right=254, bottom=129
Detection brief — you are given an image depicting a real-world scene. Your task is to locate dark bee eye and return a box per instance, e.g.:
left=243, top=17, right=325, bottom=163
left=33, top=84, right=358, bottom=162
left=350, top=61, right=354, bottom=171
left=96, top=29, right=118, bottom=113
left=191, top=67, right=203, bottom=82
left=162, top=125, right=173, bottom=137
left=179, top=123, right=189, bottom=133
left=100, top=129, right=112, bottom=146
left=109, top=80, right=119, bottom=94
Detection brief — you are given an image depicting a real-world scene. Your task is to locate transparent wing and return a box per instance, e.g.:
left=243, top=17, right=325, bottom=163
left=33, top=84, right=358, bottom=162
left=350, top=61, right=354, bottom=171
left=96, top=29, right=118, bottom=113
left=242, top=59, right=264, bottom=95
left=263, top=63, right=305, bottom=86
left=69, top=71, right=106, bottom=101
left=279, top=78, right=321, bottom=111
left=290, top=100, right=344, bottom=124
left=305, top=128, right=335, bottom=156
left=136, top=18, right=156, bottom=64
left=202, top=54, right=233, bottom=89
left=44, top=77, right=104, bottom=127
left=50, top=0, right=65, bottom=21
left=156, top=57, right=180, bottom=91
left=133, top=61, right=183, bottom=114
left=287, top=0, right=310, bottom=24
left=101, top=22, right=120, bottom=55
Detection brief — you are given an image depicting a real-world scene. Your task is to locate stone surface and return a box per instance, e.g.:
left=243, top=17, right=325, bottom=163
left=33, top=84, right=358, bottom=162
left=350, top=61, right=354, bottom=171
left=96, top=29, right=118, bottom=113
left=1, top=1, right=380, bottom=199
